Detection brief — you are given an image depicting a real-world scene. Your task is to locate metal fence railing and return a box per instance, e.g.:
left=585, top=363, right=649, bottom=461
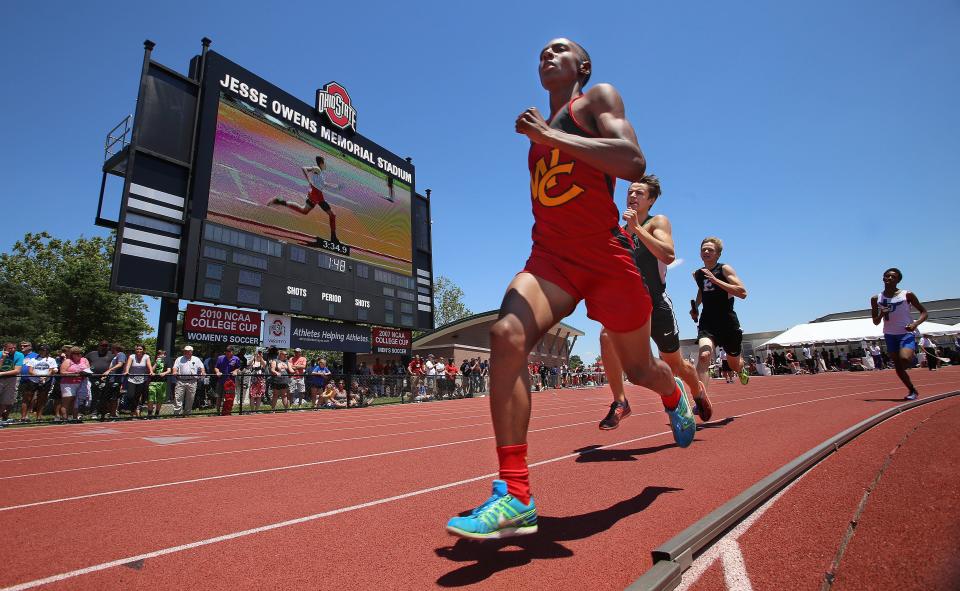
left=0, top=369, right=612, bottom=424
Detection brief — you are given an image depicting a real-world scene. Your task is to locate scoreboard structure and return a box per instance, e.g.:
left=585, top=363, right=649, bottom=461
left=98, top=39, right=434, bottom=352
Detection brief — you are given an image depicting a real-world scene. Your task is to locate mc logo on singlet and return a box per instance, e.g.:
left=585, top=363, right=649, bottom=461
left=531, top=148, right=584, bottom=207
left=316, top=81, right=357, bottom=132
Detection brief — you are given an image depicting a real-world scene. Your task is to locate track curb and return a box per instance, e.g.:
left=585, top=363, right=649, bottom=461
left=625, top=389, right=960, bottom=591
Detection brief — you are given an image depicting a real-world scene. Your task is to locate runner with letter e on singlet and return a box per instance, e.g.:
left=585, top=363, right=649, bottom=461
left=690, top=237, right=749, bottom=402
left=445, top=38, right=695, bottom=540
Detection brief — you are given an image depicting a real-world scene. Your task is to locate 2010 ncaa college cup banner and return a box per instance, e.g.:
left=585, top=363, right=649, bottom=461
left=183, top=303, right=262, bottom=345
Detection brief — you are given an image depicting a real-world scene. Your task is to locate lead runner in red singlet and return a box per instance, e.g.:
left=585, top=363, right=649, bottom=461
left=445, top=39, right=697, bottom=540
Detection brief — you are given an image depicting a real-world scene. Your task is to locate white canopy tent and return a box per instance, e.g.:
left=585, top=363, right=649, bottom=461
left=760, top=318, right=960, bottom=348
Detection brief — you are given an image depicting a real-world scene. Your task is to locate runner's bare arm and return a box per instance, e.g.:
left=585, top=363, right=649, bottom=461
left=870, top=295, right=882, bottom=325
left=904, top=292, right=928, bottom=331
left=515, top=84, right=645, bottom=181
left=702, top=264, right=748, bottom=299
left=629, top=214, right=675, bottom=264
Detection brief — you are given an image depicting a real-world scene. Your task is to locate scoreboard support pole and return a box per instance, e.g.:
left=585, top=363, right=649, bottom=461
left=343, top=351, right=357, bottom=407
left=158, top=298, right=179, bottom=356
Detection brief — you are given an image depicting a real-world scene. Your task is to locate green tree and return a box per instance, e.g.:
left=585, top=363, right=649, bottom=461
left=432, top=275, right=472, bottom=329
left=0, top=232, right=151, bottom=349
left=568, top=354, right=583, bottom=368
left=0, top=277, right=44, bottom=344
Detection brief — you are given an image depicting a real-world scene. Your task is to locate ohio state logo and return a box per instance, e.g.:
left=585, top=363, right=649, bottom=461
left=316, top=81, right=357, bottom=132
left=270, top=319, right=286, bottom=337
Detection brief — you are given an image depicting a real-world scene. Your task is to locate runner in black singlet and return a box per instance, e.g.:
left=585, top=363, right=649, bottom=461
left=690, top=237, right=750, bottom=399
left=599, top=176, right=713, bottom=430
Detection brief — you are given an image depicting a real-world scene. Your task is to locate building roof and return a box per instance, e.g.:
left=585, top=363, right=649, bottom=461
left=413, top=309, right=585, bottom=348
left=679, top=329, right=782, bottom=347
left=812, top=298, right=960, bottom=325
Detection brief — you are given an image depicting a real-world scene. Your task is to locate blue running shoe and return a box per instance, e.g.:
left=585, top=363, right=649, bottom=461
left=904, top=391, right=918, bottom=401
left=665, top=377, right=696, bottom=448
left=447, top=485, right=538, bottom=539
left=469, top=479, right=507, bottom=516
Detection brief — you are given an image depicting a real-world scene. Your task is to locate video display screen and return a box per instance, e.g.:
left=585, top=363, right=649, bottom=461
left=207, top=93, right=413, bottom=276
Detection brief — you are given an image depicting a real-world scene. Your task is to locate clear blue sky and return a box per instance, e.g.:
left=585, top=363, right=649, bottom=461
left=3, top=0, right=958, bottom=362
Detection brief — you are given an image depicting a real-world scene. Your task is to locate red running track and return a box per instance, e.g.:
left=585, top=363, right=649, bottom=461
left=1, top=367, right=958, bottom=591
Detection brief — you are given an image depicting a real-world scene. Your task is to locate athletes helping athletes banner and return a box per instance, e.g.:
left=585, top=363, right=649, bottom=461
left=183, top=304, right=262, bottom=345
left=371, top=328, right=412, bottom=355
left=262, top=313, right=370, bottom=353
left=290, top=318, right=371, bottom=353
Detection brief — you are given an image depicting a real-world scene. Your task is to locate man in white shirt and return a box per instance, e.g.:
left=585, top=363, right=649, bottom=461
left=172, top=346, right=206, bottom=416
left=920, top=334, right=939, bottom=371
left=424, top=354, right=438, bottom=397
left=801, top=345, right=814, bottom=374
left=21, top=345, right=58, bottom=422
left=869, top=343, right=883, bottom=370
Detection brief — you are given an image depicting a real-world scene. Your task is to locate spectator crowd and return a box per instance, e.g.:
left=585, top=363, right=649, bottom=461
left=1, top=338, right=615, bottom=425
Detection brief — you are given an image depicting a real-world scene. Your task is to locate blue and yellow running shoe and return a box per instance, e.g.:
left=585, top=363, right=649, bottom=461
left=447, top=484, right=538, bottom=539
left=469, top=479, right=507, bottom=516
left=666, top=377, right=696, bottom=448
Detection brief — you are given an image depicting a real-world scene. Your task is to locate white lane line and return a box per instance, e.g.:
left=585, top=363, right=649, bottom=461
left=0, top=381, right=864, bottom=463
left=4, top=381, right=955, bottom=591
left=0, top=402, right=617, bottom=465
left=0, top=429, right=672, bottom=591
left=0, top=394, right=613, bottom=451
left=0, top=394, right=578, bottom=444
left=675, top=479, right=802, bottom=591
left=0, top=410, right=618, bottom=481
left=720, top=540, right=754, bottom=591
left=2, top=411, right=662, bottom=511
left=0, top=379, right=938, bottom=482
left=0, top=383, right=924, bottom=510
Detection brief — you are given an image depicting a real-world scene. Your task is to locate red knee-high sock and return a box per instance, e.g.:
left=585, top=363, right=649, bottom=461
left=497, top=444, right=531, bottom=505
left=661, top=382, right=681, bottom=410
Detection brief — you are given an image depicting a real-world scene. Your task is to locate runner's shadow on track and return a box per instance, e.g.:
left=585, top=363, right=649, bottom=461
left=698, top=416, right=736, bottom=430
left=573, top=442, right=677, bottom=462
left=573, top=417, right=736, bottom=462
left=434, top=486, right=681, bottom=587
left=862, top=398, right=909, bottom=402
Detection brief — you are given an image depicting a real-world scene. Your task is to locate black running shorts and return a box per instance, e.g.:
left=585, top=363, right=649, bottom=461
left=697, top=317, right=743, bottom=357
left=650, top=296, right=681, bottom=354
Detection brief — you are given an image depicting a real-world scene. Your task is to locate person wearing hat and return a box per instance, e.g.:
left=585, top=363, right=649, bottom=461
left=213, top=346, right=242, bottom=414
left=289, top=347, right=308, bottom=407
left=172, top=345, right=205, bottom=416
left=20, top=344, right=58, bottom=422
